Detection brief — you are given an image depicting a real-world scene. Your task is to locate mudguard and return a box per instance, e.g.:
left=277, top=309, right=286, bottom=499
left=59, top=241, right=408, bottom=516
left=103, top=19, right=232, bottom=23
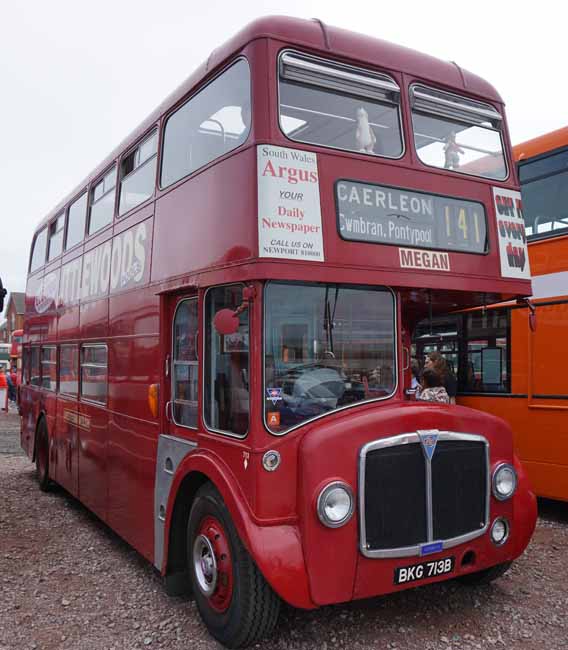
left=162, top=448, right=315, bottom=610
left=510, top=454, right=538, bottom=558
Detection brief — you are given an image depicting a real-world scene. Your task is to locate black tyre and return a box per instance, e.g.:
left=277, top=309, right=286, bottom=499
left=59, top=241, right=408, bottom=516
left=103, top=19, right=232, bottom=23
left=187, top=483, right=280, bottom=648
left=458, top=561, right=512, bottom=586
left=35, top=418, right=51, bottom=492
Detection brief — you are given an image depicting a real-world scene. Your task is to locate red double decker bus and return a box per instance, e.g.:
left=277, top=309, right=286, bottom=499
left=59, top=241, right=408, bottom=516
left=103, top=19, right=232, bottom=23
left=21, top=17, right=536, bottom=648
left=10, top=328, right=23, bottom=386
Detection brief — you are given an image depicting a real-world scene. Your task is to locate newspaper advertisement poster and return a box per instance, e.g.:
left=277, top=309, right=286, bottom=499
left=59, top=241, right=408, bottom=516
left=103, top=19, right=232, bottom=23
left=257, top=145, right=324, bottom=261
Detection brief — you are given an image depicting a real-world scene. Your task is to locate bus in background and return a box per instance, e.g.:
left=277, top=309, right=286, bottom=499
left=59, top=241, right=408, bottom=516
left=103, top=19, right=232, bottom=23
left=10, top=329, right=23, bottom=386
left=20, top=17, right=536, bottom=647
left=0, top=343, right=10, bottom=371
left=416, top=126, right=568, bottom=503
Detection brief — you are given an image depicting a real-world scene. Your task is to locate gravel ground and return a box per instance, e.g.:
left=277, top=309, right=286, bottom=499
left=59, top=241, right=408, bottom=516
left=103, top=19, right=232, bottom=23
left=1, top=414, right=567, bottom=650
left=0, top=407, right=23, bottom=455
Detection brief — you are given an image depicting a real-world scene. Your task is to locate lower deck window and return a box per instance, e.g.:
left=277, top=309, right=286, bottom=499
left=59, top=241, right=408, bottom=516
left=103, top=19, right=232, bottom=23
left=81, top=344, right=108, bottom=404
left=41, top=346, right=57, bottom=391
left=30, top=346, right=41, bottom=386
left=264, top=282, right=396, bottom=433
left=60, top=345, right=79, bottom=396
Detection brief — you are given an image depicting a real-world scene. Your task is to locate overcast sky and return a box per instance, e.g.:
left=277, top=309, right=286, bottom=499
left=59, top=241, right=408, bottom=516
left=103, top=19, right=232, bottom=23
left=1, top=0, right=565, bottom=317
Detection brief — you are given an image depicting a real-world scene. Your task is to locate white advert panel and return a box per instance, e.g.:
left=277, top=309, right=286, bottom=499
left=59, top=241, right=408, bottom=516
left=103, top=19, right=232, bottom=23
left=492, top=187, right=530, bottom=279
left=257, top=145, right=324, bottom=261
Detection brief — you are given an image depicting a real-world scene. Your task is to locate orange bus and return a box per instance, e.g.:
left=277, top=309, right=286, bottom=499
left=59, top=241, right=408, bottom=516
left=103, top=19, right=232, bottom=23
left=415, top=126, right=568, bottom=502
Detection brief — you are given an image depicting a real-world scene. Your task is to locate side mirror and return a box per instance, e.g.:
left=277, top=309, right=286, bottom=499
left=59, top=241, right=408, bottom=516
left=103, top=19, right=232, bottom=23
left=0, top=277, right=6, bottom=313
left=213, top=309, right=240, bottom=336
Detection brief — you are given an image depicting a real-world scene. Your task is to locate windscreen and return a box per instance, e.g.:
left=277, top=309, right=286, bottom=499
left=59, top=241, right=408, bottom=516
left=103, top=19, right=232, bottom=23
left=264, top=282, right=396, bottom=433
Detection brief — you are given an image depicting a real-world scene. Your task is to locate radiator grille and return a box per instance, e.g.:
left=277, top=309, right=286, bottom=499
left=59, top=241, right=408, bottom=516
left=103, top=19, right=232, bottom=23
left=360, top=433, right=488, bottom=557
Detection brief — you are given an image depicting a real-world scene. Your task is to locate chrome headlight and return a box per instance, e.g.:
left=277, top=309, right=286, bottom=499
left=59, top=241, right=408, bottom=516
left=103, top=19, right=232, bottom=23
left=490, top=517, right=510, bottom=545
left=492, top=463, right=517, bottom=501
left=316, top=482, right=354, bottom=528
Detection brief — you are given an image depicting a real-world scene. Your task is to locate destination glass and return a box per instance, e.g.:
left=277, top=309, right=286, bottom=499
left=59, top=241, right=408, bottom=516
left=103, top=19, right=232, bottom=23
left=336, top=180, right=487, bottom=254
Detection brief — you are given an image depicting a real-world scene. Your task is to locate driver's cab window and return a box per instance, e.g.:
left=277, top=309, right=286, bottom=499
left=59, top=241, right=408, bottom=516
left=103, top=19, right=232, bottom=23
left=173, top=298, right=199, bottom=428
left=264, top=282, right=396, bottom=434
left=204, top=285, right=249, bottom=436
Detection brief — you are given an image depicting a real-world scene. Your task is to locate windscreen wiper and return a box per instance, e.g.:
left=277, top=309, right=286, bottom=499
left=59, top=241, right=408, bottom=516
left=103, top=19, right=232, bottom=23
left=323, top=286, right=340, bottom=356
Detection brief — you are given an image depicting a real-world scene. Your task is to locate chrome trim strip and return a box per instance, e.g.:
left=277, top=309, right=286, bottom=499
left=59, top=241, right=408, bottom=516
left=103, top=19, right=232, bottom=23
left=281, top=52, right=401, bottom=95
left=359, top=431, right=490, bottom=559
left=153, top=434, right=197, bottom=569
left=424, top=447, right=434, bottom=542
left=412, top=88, right=502, bottom=123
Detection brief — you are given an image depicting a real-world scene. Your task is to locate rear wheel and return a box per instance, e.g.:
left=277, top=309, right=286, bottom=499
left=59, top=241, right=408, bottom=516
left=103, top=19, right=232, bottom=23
left=458, top=561, right=512, bottom=585
left=35, top=418, right=51, bottom=492
left=187, top=483, right=280, bottom=648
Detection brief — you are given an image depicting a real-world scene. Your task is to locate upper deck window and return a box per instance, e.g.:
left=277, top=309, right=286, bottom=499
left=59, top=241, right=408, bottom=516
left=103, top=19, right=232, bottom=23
left=30, top=227, right=47, bottom=273
left=48, top=213, right=65, bottom=261
left=161, top=59, right=251, bottom=188
left=89, top=166, right=116, bottom=234
left=66, top=192, right=88, bottom=250
left=410, top=85, right=507, bottom=180
left=519, top=148, right=568, bottom=239
left=278, top=52, right=403, bottom=158
left=119, top=131, right=157, bottom=215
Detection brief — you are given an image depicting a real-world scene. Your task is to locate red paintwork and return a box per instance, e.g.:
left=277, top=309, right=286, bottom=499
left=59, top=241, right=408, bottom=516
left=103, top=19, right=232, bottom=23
left=21, top=16, right=535, bottom=612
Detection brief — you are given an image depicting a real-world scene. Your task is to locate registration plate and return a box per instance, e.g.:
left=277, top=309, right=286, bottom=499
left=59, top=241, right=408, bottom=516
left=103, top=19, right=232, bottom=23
left=394, top=556, right=455, bottom=585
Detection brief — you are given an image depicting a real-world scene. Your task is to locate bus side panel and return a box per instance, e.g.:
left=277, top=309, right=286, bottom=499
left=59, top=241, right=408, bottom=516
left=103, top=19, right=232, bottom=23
left=510, top=308, right=529, bottom=394
left=457, top=395, right=568, bottom=501
left=152, top=148, right=256, bottom=283
left=76, top=297, right=110, bottom=520
left=531, top=303, right=568, bottom=396
left=43, top=390, right=58, bottom=475
left=78, top=401, right=108, bottom=521
left=57, top=303, right=81, bottom=340
left=54, top=394, right=79, bottom=496
left=19, top=385, right=36, bottom=458
left=108, top=413, right=157, bottom=562
left=107, top=290, right=160, bottom=562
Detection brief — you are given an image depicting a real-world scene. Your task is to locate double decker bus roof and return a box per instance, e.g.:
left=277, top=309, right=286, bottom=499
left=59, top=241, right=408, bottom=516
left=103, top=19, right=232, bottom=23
left=34, top=15, right=503, bottom=234
left=514, top=125, right=568, bottom=161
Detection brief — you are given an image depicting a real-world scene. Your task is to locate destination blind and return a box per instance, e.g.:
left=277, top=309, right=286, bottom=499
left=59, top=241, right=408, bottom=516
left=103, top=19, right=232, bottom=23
left=336, top=180, right=487, bottom=254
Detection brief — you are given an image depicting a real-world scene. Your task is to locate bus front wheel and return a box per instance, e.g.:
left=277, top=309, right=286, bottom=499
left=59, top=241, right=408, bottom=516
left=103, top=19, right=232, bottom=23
left=35, top=419, right=51, bottom=492
left=187, top=483, right=280, bottom=648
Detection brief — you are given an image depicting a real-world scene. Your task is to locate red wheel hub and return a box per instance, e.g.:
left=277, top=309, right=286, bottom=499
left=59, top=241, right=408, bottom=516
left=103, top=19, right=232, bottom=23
left=194, top=515, right=234, bottom=612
